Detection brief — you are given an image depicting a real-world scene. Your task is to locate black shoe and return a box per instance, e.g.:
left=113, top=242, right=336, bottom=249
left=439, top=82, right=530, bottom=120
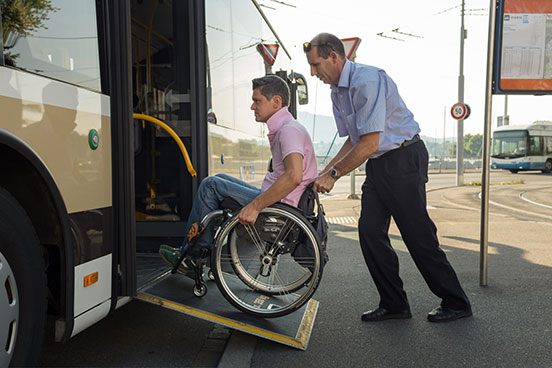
left=427, top=306, right=472, bottom=323
left=361, top=307, right=412, bottom=322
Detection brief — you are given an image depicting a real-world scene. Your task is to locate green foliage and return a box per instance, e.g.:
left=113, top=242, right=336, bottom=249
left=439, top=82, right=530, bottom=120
left=1, top=0, right=57, bottom=42
left=447, top=134, right=483, bottom=158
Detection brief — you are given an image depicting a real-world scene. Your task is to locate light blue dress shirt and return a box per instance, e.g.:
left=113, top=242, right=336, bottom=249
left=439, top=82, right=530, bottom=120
left=330, top=60, right=420, bottom=158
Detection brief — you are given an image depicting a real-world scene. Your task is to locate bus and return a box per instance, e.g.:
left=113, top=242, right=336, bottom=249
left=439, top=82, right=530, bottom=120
left=0, top=0, right=308, bottom=365
left=491, top=121, right=552, bottom=174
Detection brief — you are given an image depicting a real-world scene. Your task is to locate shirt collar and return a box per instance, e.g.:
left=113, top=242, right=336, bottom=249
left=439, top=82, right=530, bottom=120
left=266, top=107, right=293, bottom=137
left=331, top=59, right=352, bottom=91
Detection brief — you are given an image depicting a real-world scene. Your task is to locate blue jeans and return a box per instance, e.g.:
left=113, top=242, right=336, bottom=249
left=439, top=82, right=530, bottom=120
left=180, top=173, right=261, bottom=253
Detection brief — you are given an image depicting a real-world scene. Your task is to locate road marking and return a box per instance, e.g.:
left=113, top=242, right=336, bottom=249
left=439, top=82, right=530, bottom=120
left=477, top=192, right=552, bottom=221
left=328, top=216, right=357, bottom=225
left=520, top=192, right=552, bottom=210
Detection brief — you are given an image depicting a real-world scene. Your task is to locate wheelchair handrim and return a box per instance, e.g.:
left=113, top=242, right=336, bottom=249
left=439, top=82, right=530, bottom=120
left=213, top=206, right=322, bottom=316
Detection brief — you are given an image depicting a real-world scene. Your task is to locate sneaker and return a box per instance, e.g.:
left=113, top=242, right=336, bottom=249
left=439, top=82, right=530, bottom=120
left=159, top=244, right=175, bottom=252
left=158, top=246, right=197, bottom=277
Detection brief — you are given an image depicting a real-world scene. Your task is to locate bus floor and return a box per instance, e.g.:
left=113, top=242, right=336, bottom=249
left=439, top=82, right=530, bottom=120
left=135, top=253, right=318, bottom=350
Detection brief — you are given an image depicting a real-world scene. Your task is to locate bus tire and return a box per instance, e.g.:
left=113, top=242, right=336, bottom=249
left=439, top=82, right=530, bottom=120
left=0, top=186, right=47, bottom=367
left=542, top=159, right=552, bottom=174
left=509, top=169, right=518, bottom=174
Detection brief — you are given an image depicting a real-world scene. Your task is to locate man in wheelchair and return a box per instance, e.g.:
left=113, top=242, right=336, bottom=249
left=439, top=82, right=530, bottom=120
left=159, top=75, right=318, bottom=277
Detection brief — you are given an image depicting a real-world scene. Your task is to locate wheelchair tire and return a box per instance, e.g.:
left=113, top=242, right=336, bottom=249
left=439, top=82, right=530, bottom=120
left=211, top=203, right=323, bottom=318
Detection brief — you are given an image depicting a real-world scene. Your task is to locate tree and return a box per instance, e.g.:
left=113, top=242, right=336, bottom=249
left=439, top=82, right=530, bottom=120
left=447, top=134, right=483, bottom=158
left=1, top=0, right=57, bottom=63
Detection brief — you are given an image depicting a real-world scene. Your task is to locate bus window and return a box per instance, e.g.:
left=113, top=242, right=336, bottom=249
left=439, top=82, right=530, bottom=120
left=529, top=136, right=544, bottom=156
left=2, top=0, right=102, bottom=92
left=546, top=136, right=552, bottom=155
left=492, top=130, right=527, bottom=157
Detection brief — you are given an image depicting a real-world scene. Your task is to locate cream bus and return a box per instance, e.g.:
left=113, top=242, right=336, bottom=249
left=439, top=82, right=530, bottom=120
left=0, top=0, right=307, bottom=365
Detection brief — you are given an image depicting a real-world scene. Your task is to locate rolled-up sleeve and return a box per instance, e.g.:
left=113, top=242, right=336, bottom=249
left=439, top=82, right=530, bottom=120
left=331, top=90, right=349, bottom=137
left=279, top=125, right=305, bottom=159
left=351, top=71, right=386, bottom=136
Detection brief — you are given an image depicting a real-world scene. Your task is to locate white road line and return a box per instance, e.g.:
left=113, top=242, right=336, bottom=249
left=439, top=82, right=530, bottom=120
left=478, top=192, right=552, bottom=221
left=520, top=192, right=552, bottom=210
left=328, top=216, right=359, bottom=225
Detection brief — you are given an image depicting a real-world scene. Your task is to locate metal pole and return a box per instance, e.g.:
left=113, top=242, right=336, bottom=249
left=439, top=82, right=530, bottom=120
left=348, top=171, right=359, bottom=199
left=504, top=94, right=509, bottom=125
left=442, top=106, right=446, bottom=173
left=251, top=0, right=292, bottom=60
left=457, top=0, right=466, bottom=186
left=480, top=0, right=497, bottom=287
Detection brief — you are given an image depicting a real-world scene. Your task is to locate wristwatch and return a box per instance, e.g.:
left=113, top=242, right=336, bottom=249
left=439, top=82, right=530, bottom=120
left=330, top=167, right=340, bottom=180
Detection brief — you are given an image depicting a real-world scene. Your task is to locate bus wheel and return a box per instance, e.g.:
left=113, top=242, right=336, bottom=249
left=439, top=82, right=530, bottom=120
left=0, top=186, right=47, bottom=367
left=542, top=160, right=552, bottom=174
left=509, top=169, right=518, bottom=174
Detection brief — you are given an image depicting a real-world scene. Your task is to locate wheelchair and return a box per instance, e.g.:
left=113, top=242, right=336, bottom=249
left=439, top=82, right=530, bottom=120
left=171, top=199, right=325, bottom=318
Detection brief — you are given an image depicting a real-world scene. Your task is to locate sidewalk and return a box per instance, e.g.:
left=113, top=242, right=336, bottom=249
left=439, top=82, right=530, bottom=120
left=248, top=184, right=552, bottom=368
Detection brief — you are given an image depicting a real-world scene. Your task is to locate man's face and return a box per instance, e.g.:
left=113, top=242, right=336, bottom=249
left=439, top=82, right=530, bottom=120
left=250, top=88, right=280, bottom=122
left=306, top=47, right=339, bottom=85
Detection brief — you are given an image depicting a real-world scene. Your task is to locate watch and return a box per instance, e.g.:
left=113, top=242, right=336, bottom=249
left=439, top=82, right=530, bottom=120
left=330, top=167, right=340, bottom=180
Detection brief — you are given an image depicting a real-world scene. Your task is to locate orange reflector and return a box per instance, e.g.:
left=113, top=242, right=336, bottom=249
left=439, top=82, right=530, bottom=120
left=84, top=272, right=99, bottom=287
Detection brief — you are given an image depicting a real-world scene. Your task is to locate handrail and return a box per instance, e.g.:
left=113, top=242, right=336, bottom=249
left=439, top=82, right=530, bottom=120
left=133, top=113, right=197, bottom=177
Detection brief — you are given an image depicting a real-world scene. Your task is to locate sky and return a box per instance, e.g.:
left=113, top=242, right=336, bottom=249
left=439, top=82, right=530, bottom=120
left=260, top=0, right=552, bottom=139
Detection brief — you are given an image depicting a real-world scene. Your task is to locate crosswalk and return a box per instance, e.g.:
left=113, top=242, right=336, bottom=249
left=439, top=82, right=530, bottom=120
left=327, top=206, right=436, bottom=225
left=327, top=216, right=357, bottom=225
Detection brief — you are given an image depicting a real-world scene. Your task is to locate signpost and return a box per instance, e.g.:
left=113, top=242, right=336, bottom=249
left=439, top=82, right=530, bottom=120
left=481, top=0, right=552, bottom=286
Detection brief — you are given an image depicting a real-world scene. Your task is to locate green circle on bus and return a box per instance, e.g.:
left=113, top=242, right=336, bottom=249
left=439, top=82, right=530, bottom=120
left=88, top=129, right=99, bottom=150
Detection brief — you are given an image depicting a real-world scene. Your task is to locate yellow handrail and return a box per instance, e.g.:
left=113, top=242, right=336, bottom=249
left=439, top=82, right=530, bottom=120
left=133, top=113, right=197, bottom=177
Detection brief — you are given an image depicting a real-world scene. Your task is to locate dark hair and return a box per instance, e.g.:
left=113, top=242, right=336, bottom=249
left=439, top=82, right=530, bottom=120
left=307, top=33, right=345, bottom=59
left=252, top=74, right=290, bottom=107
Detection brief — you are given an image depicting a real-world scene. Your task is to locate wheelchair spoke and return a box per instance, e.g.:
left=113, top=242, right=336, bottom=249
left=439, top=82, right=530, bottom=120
left=243, top=224, right=265, bottom=255
left=212, top=204, right=323, bottom=317
left=269, top=218, right=293, bottom=251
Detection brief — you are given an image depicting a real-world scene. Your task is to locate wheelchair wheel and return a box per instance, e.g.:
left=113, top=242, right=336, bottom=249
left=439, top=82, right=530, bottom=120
left=211, top=203, right=323, bottom=318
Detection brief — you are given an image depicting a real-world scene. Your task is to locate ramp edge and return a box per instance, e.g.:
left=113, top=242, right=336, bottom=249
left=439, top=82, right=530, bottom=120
left=136, top=292, right=317, bottom=350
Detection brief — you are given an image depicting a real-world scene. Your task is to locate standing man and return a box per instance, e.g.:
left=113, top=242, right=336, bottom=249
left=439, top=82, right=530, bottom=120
left=159, top=74, right=318, bottom=273
left=304, top=33, right=471, bottom=322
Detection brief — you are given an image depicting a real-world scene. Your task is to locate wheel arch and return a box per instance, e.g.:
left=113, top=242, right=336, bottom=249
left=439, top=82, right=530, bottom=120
left=0, top=130, right=74, bottom=342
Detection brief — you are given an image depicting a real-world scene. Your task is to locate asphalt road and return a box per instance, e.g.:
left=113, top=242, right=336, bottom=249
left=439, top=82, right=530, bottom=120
left=38, top=170, right=552, bottom=367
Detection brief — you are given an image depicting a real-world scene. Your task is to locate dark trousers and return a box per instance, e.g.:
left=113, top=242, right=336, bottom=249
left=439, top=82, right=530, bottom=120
left=359, top=140, right=470, bottom=311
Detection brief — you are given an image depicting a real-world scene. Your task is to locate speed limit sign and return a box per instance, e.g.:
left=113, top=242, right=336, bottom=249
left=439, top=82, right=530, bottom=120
left=451, top=102, right=470, bottom=120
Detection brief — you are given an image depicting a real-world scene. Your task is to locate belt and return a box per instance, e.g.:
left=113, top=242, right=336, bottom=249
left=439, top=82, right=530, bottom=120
left=401, top=134, right=420, bottom=148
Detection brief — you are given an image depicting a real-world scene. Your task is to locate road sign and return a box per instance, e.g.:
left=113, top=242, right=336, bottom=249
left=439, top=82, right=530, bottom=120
left=451, top=102, right=470, bottom=120
left=341, top=37, right=361, bottom=61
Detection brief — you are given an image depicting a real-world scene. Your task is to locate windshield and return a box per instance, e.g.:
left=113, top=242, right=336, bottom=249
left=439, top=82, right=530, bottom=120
left=492, top=130, right=528, bottom=158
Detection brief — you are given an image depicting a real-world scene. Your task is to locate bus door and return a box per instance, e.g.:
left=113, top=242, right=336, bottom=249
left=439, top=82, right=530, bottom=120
left=128, top=0, right=208, bottom=290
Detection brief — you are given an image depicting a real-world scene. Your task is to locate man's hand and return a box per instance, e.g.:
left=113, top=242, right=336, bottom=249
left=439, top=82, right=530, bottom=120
left=238, top=202, right=261, bottom=225
left=313, top=172, right=336, bottom=194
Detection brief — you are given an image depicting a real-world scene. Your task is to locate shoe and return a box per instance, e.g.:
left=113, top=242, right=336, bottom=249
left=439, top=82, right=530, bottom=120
left=159, top=244, right=174, bottom=252
left=361, top=307, right=412, bottom=322
left=158, top=246, right=197, bottom=277
left=427, top=306, right=472, bottom=322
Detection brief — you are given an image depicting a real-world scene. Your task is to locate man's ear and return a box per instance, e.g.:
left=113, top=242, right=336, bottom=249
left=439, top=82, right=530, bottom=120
left=272, top=95, right=283, bottom=109
left=329, top=51, right=339, bottom=64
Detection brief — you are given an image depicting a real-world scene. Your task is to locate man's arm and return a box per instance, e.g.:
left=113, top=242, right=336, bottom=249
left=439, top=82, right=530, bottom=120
left=313, top=132, right=379, bottom=193
left=238, top=153, right=303, bottom=224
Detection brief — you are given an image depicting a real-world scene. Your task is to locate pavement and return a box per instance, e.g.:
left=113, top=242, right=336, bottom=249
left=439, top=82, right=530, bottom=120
left=233, top=179, right=552, bottom=368
left=38, top=175, right=552, bottom=367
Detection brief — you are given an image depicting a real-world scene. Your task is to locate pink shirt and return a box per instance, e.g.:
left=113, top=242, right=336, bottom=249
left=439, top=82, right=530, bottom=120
left=261, top=108, right=318, bottom=207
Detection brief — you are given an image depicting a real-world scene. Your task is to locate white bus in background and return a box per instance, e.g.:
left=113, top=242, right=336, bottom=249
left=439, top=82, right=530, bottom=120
left=491, top=121, right=552, bottom=174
